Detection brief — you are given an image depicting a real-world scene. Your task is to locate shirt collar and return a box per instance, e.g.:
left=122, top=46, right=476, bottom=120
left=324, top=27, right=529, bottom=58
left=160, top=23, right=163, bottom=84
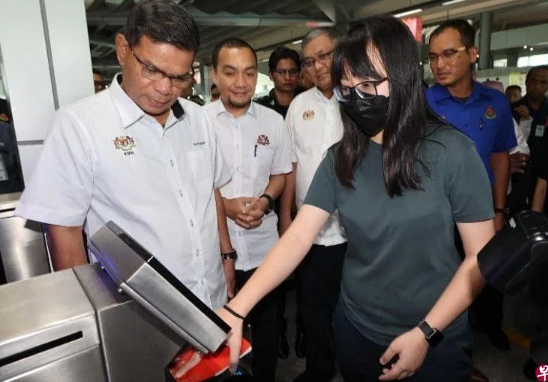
left=109, top=73, right=185, bottom=129
left=313, top=86, right=337, bottom=104
left=430, top=81, right=487, bottom=104
left=211, top=99, right=257, bottom=119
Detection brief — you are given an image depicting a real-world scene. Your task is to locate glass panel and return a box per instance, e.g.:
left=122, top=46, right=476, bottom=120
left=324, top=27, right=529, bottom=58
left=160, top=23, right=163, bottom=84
left=0, top=46, right=25, bottom=194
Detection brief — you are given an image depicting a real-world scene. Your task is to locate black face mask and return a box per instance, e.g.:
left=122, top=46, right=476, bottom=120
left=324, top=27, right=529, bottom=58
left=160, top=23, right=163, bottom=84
left=341, top=93, right=389, bottom=137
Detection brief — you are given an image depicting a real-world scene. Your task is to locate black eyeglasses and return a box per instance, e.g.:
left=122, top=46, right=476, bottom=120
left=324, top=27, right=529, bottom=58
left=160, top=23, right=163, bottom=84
left=129, top=47, right=194, bottom=88
left=272, top=68, right=299, bottom=77
left=428, top=46, right=467, bottom=63
left=301, top=49, right=334, bottom=69
left=333, top=78, right=388, bottom=103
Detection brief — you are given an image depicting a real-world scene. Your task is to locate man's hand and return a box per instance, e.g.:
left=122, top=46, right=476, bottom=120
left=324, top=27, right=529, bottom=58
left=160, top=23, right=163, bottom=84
left=514, top=105, right=530, bottom=121
left=222, top=259, right=236, bottom=299
left=378, top=327, right=429, bottom=381
left=223, top=197, right=261, bottom=229
left=510, top=152, right=529, bottom=174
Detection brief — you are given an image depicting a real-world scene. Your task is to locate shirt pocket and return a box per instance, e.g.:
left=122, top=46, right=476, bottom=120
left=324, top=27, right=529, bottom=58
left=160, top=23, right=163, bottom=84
left=253, top=145, right=274, bottom=181
left=185, top=148, right=214, bottom=196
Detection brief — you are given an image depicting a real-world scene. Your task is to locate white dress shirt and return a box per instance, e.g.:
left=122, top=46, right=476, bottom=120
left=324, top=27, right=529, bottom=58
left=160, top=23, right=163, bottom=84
left=204, top=101, right=292, bottom=271
left=286, top=87, right=347, bottom=246
left=16, top=75, right=231, bottom=310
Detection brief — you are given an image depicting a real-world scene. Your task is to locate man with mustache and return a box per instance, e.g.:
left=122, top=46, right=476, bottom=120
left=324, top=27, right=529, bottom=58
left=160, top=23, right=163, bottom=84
left=426, top=19, right=516, bottom=382
left=204, top=37, right=292, bottom=382
left=16, top=0, right=233, bottom=311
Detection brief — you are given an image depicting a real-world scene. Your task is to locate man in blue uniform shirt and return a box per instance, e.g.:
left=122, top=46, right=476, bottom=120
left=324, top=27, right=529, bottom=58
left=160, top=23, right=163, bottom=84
left=426, top=19, right=517, bottom=380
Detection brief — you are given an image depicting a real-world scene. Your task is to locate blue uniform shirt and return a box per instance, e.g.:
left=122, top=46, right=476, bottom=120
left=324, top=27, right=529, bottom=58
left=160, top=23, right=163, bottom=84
left=426, top=81, right=517, bottom=184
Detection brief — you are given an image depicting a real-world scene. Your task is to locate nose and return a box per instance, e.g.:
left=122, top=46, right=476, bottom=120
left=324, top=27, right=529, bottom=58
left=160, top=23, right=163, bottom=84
left=155, top=76, right=172, bottom=95
left=235, top=72, right=247, bottom=87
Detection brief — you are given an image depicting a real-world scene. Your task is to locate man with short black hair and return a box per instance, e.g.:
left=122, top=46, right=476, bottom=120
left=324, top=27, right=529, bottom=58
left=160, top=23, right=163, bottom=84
left=205, top=37, right=292, bottom=382
left=255, top=45, right=304, bottom=360
left=92, top=69, right=105, bottom=93
left=256, top=47, right=300, bottom=118
left=505, top=85, right=522, bottom=104
left=426, top=19, right=517, bottom=381
left=17, top=0, right=233, bottom=311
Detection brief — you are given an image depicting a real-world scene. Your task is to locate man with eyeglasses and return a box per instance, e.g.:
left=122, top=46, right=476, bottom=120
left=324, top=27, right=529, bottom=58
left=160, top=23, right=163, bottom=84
left=16, top=1, right=234, bottom=312
left=280, top=27, right=347, bottom=382
left=256, top=47, right=301, bottom=119
left=426, top=19, right=516, bottom=382
left=255, top=45, right=305, bottom=361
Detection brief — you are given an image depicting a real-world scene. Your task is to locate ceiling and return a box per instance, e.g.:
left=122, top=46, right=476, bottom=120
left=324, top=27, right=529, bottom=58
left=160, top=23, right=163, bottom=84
left=85, top=0, right=548, bottom=78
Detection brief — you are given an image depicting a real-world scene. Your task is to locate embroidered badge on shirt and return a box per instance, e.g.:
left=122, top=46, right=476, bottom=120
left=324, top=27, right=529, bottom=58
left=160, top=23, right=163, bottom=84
left=302, top=110, right=315, bottom=120
left=256, top=134, right=270, bottom=146
left=113, top=135, right=136, bottom=156
left=485, top=105, right=496, bottom=119
left=0, top=113, right=9, bottom=122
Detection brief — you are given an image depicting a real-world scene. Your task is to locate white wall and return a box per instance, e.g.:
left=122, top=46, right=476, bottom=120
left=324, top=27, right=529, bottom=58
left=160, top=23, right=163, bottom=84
left=0, top=0, right=93, bottom=182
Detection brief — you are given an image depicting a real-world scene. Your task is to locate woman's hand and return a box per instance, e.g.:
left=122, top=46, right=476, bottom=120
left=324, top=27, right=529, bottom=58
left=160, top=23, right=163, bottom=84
left=217, top=306, right=245, bottom=373
left=378, top=327, right=429, bottom=380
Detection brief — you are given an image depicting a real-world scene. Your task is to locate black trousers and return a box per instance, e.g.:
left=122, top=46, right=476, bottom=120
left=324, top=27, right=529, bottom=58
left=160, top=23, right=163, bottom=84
left=277, top=270, right=304, bottom=336
left=299, top=242, right=346, bottom=379
left=333, top=306, right=473, bottom=382
left=236, top=269, right=278, bottom=382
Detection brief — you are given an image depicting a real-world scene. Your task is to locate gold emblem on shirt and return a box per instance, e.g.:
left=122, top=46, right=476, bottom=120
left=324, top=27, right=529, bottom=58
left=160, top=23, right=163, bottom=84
left=113, top=135, right=136, bottom=156
left=302, top=110, right=315, bottom=120
left=0, top=113, right=9, bottom=122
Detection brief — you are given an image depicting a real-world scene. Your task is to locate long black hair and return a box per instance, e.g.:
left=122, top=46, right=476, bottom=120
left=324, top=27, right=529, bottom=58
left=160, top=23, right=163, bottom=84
left=332, top=15, right=438, bottom=196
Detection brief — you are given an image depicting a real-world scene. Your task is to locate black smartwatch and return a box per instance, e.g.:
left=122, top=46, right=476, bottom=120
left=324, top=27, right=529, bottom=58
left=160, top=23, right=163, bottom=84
left=417, top=319, right=444, bottom=347
left=260, top=193, right=274, bottom=214
left=221, top=250, right=237, bottom=260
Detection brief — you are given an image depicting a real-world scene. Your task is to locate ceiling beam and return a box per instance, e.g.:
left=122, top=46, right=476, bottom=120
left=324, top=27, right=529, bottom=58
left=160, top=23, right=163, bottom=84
left=312, top=0, right=350, bottom=23
left=87, top=10, right=332, bottom=27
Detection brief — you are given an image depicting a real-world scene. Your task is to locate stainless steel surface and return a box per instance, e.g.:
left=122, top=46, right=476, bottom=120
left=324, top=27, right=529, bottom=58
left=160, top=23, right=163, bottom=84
left=3, top=347, right=106, bottom=382
left=0, top=270, right=104, bottom=382
left=0, top=217, right=50, bottom=283
left=0, top=192, right=50, bottom=284
left=74, top=264, right=184, bottom=382
left=89, top=221, right=229, bottom=354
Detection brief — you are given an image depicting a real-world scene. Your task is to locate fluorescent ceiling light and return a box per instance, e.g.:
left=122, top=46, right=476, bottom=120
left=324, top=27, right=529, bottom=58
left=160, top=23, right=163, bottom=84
left=394, top=8, right=422, bottom=18
left=442, top=0, right=467, bottom=5
left=292, top=39, right=302, bottom=44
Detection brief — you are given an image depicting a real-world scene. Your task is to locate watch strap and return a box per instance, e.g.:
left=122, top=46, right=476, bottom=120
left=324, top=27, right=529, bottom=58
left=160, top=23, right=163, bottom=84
left=417, top=319, right=444, bottom=347
left=260, top=193, right=274, bottom=213
left=221, top=250, right=237, bottom=260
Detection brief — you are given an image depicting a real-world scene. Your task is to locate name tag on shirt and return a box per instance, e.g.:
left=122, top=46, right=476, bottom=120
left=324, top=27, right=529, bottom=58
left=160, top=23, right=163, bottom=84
left=535, top=125, right=545, bottom=138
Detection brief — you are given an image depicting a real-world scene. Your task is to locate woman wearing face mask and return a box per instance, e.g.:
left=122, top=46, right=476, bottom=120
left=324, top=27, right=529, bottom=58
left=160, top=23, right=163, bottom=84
left=216, top=15, right=495, bottom=382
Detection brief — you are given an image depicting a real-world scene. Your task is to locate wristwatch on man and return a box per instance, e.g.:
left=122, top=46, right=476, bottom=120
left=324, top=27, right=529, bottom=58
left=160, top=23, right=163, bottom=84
left=221, top=250, right=237, bottom=261
left=417, top=319, right=444, bottom=347
left=260, top=193, right=274, bottom=214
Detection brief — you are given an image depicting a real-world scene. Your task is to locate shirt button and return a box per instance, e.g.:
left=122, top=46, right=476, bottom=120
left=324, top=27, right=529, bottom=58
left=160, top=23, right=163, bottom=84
left=179, top=190, right=183, bottom=197
left=170, top=159, right=174, bottom=167
left=190, top=220, right=194, bottom=227
left=196, top=249, right=200, bottom=257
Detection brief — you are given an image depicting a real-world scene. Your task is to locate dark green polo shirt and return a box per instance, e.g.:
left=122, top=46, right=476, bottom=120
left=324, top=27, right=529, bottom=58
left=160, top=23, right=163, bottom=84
left=304, top=124, right=494, bottom=345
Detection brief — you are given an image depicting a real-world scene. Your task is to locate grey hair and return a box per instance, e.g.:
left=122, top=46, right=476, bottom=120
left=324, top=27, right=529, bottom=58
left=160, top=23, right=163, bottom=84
left=301, top=27, right=338, bottom=50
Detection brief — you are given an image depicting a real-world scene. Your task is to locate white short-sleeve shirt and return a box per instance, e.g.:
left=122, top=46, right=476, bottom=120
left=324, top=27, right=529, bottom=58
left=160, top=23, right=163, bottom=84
left=286, top=87, right=347, bottom=246
left=16, top=75, right=231, bottom=310
left=204, top=101, right=292, bottom=271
